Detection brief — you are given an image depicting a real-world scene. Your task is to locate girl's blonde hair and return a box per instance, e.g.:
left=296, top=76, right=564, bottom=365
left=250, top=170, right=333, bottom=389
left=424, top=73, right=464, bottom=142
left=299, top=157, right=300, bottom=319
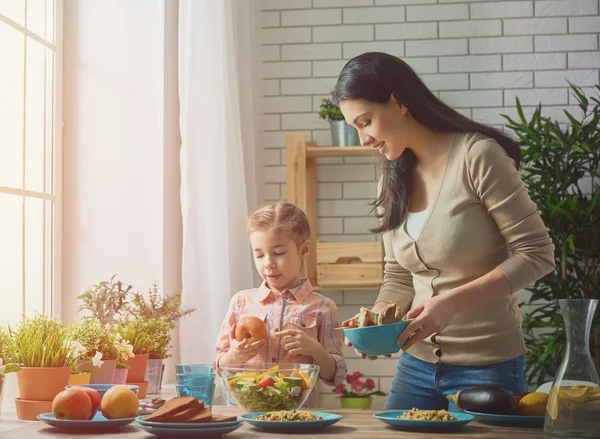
left=247, top=201, right=311, bottom=244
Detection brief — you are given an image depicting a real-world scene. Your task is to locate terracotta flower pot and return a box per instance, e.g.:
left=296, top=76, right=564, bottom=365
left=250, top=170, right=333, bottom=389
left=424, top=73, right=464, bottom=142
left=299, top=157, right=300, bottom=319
left=16, top=367, right=71, bottom=401
left=125, top=354, right=149, bottom=383
left=87, top=359, right=117, bottom=384
left=15, top=398, right=53, bottom=420
left=68, top=373, right=91, bottom=385
left=340, top=396, right=372, bottom=409
left=113, top=367, right=129, bottom=384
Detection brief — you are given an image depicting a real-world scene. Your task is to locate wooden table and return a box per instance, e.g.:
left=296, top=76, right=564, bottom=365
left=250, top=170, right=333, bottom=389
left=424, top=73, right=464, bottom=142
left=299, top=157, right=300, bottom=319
left=0, top=406, right=547, bottom=438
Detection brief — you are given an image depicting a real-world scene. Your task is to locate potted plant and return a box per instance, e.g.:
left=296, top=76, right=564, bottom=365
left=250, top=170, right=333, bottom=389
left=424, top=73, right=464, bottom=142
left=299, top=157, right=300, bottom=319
left=67, top=319, right=129, bottom=384
left=77, top=275, right=133, bottom=325
left=117, top=318, right=161, bottom=381
left=0, top=327, right=20, bottom=415
left=9, top=314, right=78, bottom=419
left=127, top=283, right=195, bottom=393
left=502, top=83, right=600, bottom=387
left=318, top=92, right=360, bottom=147
left=334, top=371, right=387, bottom=409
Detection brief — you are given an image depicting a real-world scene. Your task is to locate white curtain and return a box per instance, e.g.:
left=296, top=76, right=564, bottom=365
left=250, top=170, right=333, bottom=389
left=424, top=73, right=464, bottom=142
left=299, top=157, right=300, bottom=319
left=178, top=0, right=260, bottom=388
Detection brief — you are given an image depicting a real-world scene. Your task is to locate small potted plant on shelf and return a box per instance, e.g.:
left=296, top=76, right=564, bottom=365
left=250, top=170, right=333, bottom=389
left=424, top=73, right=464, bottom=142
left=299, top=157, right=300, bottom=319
left=127, top=282, right=195, bottom=394
left=67, top=319, right=130, bottom=384
left=318, top=92, right=360, bottom=147
left=9, top=314, right=78, bottom=420
left=0, top=327, right=20, bottom=415
left=335, top=371, right=387, bottom=409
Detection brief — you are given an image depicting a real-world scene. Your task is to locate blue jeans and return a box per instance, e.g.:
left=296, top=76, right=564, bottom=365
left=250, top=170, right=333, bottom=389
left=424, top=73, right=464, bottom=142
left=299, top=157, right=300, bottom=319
left=385, top=353, right=527, bottom=410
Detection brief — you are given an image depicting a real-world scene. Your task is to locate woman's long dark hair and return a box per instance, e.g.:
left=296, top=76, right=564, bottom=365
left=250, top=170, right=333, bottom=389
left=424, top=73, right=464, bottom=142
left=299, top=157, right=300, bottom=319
left=333, top=52, right=521, bottom=233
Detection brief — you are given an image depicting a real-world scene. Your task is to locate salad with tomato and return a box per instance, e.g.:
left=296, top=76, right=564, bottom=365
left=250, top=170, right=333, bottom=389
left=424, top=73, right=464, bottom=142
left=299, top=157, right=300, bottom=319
left=226, top=365, right=313, bottom=412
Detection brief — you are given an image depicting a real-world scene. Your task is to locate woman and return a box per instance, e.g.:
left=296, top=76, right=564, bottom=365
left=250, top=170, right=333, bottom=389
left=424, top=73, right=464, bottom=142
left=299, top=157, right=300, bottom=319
left=336, top=52, right=555, bottom=410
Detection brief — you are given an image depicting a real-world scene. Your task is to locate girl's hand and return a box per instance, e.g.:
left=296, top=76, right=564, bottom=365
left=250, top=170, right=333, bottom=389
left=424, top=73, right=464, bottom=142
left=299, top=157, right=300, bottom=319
left=276, top=329, right=320, bottom=357
left=227, top=324, right=265, bottom=363
left=342, top=313, right=392, bottom=361
left=396, top=295, right=458, bottom=350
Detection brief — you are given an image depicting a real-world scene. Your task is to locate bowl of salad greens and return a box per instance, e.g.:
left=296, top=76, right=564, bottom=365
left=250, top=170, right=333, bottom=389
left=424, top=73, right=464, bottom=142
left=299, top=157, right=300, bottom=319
left=218, top=363, right=320, bottom=413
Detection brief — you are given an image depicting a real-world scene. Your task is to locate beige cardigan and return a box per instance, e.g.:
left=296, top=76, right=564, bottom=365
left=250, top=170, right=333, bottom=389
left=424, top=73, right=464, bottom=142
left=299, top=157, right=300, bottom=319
left=377, top=132, right=555, bottom=366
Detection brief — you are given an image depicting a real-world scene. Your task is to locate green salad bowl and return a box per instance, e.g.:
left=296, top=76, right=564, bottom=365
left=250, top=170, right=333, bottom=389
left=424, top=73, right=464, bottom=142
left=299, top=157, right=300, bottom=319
left=217, top=363, right=320, bottom=413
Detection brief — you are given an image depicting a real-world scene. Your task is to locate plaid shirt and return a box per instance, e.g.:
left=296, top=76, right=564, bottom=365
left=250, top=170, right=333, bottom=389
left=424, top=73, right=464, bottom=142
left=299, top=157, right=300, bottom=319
left=215, top=279, right=346, bottom=405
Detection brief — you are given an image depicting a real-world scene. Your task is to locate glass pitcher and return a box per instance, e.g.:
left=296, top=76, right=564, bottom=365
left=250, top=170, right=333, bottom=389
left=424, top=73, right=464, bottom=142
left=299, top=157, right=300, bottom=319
left=544, top=299, right=600, bottom=438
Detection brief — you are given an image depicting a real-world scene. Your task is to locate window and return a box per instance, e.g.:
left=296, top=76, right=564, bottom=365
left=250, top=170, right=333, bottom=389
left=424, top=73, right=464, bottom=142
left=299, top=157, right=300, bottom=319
left=0, top=0, right=61, bottom=326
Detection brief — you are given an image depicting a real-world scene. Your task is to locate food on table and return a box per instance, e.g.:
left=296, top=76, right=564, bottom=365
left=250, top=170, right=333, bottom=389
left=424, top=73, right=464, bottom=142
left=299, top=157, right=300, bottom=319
left=52, top=388, right=93, bottom=421
left=138, top=398, right=167, bottom=415
left=447, top=386, right=518, bottom=415
left=235, top=316, right=268, bottom=344
left=348, top=304, right=403, bottom=328
left=77, top=387, right=101, bottom=419
left=254, top=410, right=323, bottom=421
left=400, top=408, right=457, bottom=421
left=518, top=392, right=549, bottom=416
left=144, top=396, right=200, bottom=422
left=226, top=365, right=312, bottom=412
left=100, top=385, right=140, bottom=419
left=143, top=396, right=236, bottom=423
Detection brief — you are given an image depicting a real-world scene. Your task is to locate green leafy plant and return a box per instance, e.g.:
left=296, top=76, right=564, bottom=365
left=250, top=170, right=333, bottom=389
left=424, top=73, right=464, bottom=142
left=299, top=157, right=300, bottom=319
left=502, top=83, right=600, bottom=388
left=127, top=282, right=196, bottom=329
left=117, top=318, right=167, bottom=356
left=318, top=92, right=344, bottom=122
left=67, top=319, right=124, bottom=362
left=0, top=327, right=20, bottom=378
left=77, top=275, right=133, bottom=325
left=9, top=314, right=77, bottom=368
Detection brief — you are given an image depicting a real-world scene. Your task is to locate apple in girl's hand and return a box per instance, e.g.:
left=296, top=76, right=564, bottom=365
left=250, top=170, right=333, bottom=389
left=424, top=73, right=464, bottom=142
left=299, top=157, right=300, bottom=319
left=52, top=388, right=92, bottom=420
left=235, top=316, right=268, bottom=344
left=72, top=386, right=101, bottom=419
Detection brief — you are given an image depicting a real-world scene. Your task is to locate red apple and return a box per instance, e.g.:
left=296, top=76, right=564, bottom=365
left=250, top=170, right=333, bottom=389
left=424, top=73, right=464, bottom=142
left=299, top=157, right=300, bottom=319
left=235, top=316, right=268, bottom=344
left=52, top=388, right=92, bottom=420
left=71, top=386, right=101, bottom=419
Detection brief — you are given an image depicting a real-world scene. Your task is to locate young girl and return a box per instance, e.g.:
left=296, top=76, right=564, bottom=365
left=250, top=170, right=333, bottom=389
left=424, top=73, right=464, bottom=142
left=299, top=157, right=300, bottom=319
left=215, top=201, right=346, bottom=405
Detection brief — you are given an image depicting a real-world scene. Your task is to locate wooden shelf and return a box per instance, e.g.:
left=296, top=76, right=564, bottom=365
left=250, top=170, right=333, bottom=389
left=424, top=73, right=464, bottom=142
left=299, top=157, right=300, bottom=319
left=306, top=146, right=378, bottom=158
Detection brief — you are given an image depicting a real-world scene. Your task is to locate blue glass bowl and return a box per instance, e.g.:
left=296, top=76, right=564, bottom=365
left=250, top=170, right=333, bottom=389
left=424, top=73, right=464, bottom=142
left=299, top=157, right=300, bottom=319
left=65, top=384, right=139, bottom=402
left=343, top=321, right=411, bottom=356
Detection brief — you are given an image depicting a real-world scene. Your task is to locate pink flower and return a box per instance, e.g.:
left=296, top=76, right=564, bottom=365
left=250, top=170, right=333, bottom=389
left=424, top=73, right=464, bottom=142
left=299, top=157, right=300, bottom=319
left=366, top=378, right=375, bottom=391
left=345, top=374, right=353, bottom=382
left=334, top=384, right=345, bottom=394
left=352, top=371, right=364, bottom=380
left=351, top=380, right=365, bottom=392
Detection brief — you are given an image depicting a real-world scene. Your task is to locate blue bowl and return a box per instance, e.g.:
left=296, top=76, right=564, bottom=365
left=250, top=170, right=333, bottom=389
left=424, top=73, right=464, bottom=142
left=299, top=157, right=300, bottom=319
left=343, top=321, right=411, bottom=356
left=65, top=384, right=139, bottom=402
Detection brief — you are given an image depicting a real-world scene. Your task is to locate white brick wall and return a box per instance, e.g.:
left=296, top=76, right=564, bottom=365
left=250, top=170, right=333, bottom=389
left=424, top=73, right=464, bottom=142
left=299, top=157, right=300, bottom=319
left=256, top=0, right=600, bottom=409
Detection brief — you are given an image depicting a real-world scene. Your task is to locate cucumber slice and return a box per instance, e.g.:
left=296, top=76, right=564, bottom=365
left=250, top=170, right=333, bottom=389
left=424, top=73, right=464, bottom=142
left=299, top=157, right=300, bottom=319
left=283, top=376, right=303, bottom=386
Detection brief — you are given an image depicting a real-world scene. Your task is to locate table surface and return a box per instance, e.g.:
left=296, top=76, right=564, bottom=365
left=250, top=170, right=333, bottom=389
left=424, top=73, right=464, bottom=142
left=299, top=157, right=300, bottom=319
left=0, top=405, right=548, bottom=439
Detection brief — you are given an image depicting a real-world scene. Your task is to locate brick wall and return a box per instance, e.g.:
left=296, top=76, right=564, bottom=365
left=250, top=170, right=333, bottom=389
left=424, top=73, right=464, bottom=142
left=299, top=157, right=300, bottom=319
left=256, top=0, right=600, bottom=409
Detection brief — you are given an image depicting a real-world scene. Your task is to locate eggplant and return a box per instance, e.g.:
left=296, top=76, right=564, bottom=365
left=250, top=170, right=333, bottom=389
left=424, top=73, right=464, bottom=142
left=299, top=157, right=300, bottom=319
left=447, top=386, right=518, bottom=415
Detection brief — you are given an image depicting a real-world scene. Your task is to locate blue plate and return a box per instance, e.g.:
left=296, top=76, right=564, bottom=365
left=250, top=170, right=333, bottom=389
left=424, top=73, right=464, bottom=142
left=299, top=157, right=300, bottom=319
left=135, top=420, right=242, bottom=437
left=374, top=410, right=474, bottom=431
left=136, top=414, right=243, bottom=428
left=464, top=410, right=544, bottom=427
left=38, top=412, right=136, bottom=431
left=343, top=321, right=411, bottom=356
left=241, top=411, right=342, bottom=431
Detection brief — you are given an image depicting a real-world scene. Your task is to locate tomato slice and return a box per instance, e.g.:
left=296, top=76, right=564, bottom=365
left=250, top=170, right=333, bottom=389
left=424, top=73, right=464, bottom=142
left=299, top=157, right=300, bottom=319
left=256, top=377, right=275, bottom=389
left=348, top=319, right=356, bottom=328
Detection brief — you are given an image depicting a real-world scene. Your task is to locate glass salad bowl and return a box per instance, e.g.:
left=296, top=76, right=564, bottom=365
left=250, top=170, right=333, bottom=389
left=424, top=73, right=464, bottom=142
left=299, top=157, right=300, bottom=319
left=217, top=363, right=320, bottom=413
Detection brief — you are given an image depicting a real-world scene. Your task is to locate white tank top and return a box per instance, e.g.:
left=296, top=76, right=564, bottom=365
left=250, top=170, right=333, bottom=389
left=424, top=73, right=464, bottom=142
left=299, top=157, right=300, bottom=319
left=405, top=208, right=430, bottom=241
